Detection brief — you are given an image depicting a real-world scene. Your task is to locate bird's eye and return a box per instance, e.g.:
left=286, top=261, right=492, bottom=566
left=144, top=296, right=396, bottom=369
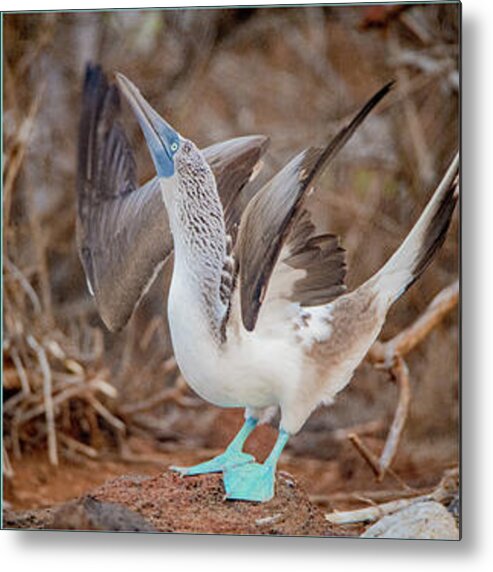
left=171, top=142, right=179, bottom=152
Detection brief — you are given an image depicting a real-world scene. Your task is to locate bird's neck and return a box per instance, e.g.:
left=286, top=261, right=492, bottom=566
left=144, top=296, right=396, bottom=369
left=160, top=175, right=228, bottom=344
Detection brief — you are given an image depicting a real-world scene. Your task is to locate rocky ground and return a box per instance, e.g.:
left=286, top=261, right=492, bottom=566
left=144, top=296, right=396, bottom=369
left=4, top=470, right=343, bottom=536
left=3, top=437, right=459, bottom=538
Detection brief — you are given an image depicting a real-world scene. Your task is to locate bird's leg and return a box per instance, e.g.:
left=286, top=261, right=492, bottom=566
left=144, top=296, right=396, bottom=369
left=223, top=429, right=290, bottom=502
left=170, top=416, right=258, bottom=476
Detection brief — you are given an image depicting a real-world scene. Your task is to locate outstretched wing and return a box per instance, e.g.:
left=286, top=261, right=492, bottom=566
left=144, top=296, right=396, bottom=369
left=234, top=82, right=394, bottom=332
left=76, top=64, right=268, bottom=332
left=281, top=209, right=347, bottom=307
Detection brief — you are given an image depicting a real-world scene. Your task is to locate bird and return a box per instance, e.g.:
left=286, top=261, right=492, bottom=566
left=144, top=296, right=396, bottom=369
left=76, top=64, right=459, bottom=502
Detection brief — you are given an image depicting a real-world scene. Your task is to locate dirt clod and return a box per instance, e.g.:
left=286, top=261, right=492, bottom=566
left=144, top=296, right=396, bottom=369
left=4, top=470, right=341, bottom=536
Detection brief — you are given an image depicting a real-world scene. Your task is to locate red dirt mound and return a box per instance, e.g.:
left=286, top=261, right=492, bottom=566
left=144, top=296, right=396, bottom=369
left=4, top=470, right=343, bottom=536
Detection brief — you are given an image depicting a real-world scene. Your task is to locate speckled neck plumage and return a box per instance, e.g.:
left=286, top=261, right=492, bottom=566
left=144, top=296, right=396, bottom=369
left=161, top=140, right=229, bottom=343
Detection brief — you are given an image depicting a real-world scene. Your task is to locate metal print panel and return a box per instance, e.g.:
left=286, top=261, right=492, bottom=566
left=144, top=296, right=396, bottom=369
left=2, top=1, right=460, bottom=539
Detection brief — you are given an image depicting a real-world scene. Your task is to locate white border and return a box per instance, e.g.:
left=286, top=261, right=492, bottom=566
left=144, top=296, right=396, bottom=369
left=3, top=0, right=493, bottom=570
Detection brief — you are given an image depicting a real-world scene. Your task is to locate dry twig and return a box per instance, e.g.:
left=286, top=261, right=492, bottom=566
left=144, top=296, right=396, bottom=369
left=348, top=280, right=459, bottom=483
left=58, top=432, right=99, bottom=459
left=4, top=259, right=42, bottom=315
left=26, top=335, right=58, bottom=466
left=368, top=280, right=459, bottom=365
left=326, top=467, right=458, bottom=525
left=10, top=346, right=31, bottom=396
left=86, top=395, right=126, bottom=434
left=377, top=356, right=411, bottom=479
left=3, top=86, right=45, bottom=227
left=3, top=444, right=15, bottom=478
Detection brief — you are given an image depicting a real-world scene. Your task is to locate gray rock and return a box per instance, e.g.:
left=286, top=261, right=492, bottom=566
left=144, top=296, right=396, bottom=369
left=361, top=501, right=459, bottom=540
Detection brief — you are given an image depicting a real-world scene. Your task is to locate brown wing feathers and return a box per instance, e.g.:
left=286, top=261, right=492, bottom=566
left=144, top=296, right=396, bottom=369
left=204, top=137, right=269, bottom=233
left=77, top=64, right=173, bottom=331
left=236, top=82, right=393, bottom=332
left=77, top=66, right=136, bottom=209
left=284, top=210, right=347, bottom=307
left=77, top=64, right=269, bottom=331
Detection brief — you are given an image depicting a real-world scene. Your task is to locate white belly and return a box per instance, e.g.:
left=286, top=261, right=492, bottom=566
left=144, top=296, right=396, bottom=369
left=168, top=283, right=303, bottom=410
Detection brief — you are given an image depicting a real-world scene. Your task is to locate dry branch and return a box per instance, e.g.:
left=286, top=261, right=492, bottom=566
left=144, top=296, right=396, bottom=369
left=86, top=395, right=126, bottom=434
left=4, top=322, right=126, bottom=467
left=347, top=280, right=459, bottom=484
left=3, top=86, right=44, bottom=228
left=348, top=433, right=381, bottom=478
left=119, top=387, right=184, bottom=416
left=326, top=467, right=458, bottom=525
left=26, top=335, right=58, bottom=466
left=331, top=419, right=386, bottom=442
left=3, top=444, right=15, bottom=479
left=312, top=486, right=434, bottom=507
left=377, top=357, right=411, bottom=480
left=10, top=346, right=31, bottom=396
left=119, top=385, right=202, bottom=416
left=4, top=259, right=42, bottom=315
left=368, top=280, right=459, bottom=366
left=348, top=433, right=412, bottom=490
left=58, top=432, right=99, bottom=460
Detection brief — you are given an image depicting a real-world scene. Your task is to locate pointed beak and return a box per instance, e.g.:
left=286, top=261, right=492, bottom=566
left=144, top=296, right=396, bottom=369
left=116, top=72, right=179, bottom=178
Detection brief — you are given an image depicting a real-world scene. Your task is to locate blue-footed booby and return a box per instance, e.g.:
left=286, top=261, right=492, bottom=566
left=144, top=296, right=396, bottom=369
left=77, top=64, right=459, bottom=502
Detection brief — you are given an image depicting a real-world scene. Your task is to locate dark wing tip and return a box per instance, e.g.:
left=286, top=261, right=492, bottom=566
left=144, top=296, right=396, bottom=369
left=256, top=134, right=270, bottom=155
left=83, top=62, right=108, bottom=103
left=381, top=79, right=396, bottom=95
left=242, top=290, right=262, bottom=332
left=412, top=175, right=458, bottom=282
left=362, top=80, right=395, bottom=108
left=395, top=154, right=459, bottom=299
left=364, top=80, right=395, bottom=109
left=84, top=62, right=104, bottom=86
left=315, top=79, right=394, bottom=169
left=236, top=82, right=393, bottom=333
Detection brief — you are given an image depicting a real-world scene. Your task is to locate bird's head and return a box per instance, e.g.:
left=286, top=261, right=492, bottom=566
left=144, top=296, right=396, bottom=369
left=116, top=73, right=224, bottom=254
left=116, top=72, right=195, bottom=182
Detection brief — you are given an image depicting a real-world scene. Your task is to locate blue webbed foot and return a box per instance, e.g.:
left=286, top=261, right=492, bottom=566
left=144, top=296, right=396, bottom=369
left=223, top=462, right=276, bottom=502
left=170, top=450, right=255, bottom=476
left=171, top=417, right=259, bottom=476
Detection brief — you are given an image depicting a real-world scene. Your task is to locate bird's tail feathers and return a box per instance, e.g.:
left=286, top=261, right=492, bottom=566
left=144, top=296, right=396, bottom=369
left=372, top=152, right=459, bottom=307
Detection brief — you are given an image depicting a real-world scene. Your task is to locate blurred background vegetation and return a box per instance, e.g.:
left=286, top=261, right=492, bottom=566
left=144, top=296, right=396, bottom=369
left=3, top=3, right=459, bottom=509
